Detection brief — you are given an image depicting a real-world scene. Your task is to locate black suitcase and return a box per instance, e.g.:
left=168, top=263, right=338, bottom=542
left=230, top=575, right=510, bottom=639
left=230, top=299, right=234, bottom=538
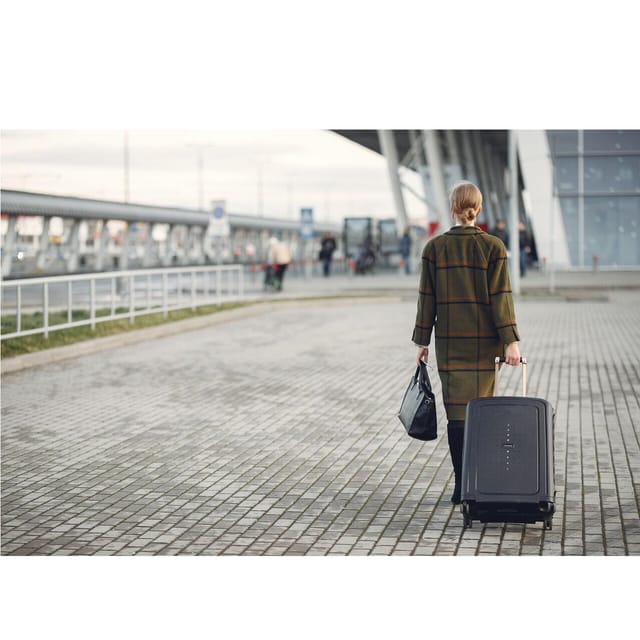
left=460, top=357, right=555, bottom=530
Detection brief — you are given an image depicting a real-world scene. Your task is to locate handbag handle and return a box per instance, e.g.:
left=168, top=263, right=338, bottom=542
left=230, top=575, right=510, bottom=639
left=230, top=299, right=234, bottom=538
left=416, top=360, right=432, bottom=391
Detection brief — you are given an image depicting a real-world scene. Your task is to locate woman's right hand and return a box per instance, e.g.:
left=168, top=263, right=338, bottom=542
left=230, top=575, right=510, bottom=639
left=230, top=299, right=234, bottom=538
left=504, top=342, right=521, bottom=366
left=416, top=346, right=428, bottom=365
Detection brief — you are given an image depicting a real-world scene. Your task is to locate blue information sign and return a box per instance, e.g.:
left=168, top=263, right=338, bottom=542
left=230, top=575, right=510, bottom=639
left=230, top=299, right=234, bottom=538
left=300, top=207, right=314, bottom=240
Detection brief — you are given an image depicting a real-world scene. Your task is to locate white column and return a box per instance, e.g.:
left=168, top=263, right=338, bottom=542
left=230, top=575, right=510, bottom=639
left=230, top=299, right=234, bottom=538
left=378, top=130, right=409, bottom=230
left=422, top=130, right=451, bottom=230
left=66, top=219, right=81, bottom=272
left=119, top=222, right=131, bottom=270
left=143, top=223, right=156, bottom=267
left=36, top=216, right=52, bottom=270
left=1, top=216, right=17, bottom=277
left=515, top=130, right=570, bottom=269
left=163, top=224, right=175, bottom=266
left=508, top=130, right=521, bottom=295
left=94, top=220, right=110, bottom=271
left=578, top=129, right=585, bottom=267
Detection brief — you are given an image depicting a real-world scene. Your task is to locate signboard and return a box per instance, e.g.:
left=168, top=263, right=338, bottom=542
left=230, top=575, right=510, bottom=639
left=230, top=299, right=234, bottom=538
left=209, top=200, right=230, bottom=238
left=300, top=207, right=314, bottom=240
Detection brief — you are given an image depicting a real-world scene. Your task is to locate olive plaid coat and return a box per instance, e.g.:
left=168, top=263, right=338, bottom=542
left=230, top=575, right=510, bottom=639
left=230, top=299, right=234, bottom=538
left=412, top=226, right=520, bottom=420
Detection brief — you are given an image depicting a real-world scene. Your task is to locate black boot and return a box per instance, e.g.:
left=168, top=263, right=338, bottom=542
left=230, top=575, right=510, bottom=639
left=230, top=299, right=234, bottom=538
left=447, top=420, right=465, bottom=504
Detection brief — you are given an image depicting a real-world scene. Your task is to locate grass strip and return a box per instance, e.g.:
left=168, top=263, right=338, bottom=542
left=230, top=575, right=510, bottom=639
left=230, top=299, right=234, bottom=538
left=0, top=302, right=250, bottom=358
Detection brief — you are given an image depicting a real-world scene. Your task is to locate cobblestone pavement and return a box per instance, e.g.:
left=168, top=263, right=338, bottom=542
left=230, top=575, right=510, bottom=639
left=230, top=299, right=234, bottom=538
left=2, top=290, right=639, bottom=555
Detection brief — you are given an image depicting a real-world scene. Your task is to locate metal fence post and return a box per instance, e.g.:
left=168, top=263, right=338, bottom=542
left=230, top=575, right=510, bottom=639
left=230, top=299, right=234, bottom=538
left=216, top=268, right=222, bottom=306
left=90, top=278, right=96, bottom=330
left=162, top=272, right=168, bottom=318
left=129, top=274, right=135, bottom=324
left=43, top=282, right=49, bottom=339
left=147, top=274, right=151, bottom=310
left=111, top=277, right=116, bottom=317
left=238, top=266, right=244, bottom=298
left=191, top=270, right=196, bottom=311
left=16, top=285, right=22, bottom=334
left=67, top=281, right=72, bottom=324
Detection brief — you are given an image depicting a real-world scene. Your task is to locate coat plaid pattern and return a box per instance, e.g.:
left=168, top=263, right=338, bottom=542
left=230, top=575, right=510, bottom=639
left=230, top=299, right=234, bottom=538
left=412, top=226, right=520, bottom=420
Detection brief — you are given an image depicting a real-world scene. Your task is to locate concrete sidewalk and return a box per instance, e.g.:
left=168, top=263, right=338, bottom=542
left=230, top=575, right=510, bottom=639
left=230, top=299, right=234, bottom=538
left=1, top=286, right=639, bottom=555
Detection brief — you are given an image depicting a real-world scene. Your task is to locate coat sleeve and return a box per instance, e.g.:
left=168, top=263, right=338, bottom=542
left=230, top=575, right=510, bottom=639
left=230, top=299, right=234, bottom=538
left=412, top=242, right=436, bottom=346
left=488, top=241, right=521, bottom=344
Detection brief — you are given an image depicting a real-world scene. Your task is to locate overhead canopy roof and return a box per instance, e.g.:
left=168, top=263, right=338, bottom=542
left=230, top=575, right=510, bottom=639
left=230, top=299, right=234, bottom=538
left=332, top=130, right=509, bottom=167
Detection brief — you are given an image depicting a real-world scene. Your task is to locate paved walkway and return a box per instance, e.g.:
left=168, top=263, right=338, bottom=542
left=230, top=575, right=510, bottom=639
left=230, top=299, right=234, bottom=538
left=1, top=275, right=640, bottom=555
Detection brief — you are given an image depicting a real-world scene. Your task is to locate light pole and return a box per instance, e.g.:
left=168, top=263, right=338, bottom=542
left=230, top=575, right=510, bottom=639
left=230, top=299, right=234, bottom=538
left=186, top=143, right=215, bottom=211
left=123, top=131, right=130, bottom=203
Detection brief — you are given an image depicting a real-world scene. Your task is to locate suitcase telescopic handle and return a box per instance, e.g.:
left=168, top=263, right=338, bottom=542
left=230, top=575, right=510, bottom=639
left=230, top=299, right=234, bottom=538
left=494, top=356, right=527, bottom=396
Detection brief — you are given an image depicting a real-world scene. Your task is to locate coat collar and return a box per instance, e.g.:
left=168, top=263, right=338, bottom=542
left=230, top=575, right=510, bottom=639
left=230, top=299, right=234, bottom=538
left=445, top=226, right=484, bottom=236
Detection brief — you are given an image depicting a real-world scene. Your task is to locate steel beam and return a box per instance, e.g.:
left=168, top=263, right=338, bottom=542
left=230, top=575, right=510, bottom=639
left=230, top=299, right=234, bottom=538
left=378, top=130, right=409, bottom=230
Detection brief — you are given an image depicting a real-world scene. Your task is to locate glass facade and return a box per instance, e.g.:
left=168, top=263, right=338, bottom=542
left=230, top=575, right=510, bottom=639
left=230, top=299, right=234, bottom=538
left=547, top=130, right=640, bottom=267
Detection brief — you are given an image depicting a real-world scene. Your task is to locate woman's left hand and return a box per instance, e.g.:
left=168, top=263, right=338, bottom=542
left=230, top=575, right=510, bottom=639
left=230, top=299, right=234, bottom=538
left=416, top=346, right=428, bottom=365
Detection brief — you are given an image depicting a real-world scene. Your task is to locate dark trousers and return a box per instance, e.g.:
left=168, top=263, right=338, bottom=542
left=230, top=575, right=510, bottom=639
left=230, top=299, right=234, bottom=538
left=322, top=258, right=332, bottom=277
left=275, top=264, right=288, bottom=289
left=447, top=420, right=465, bottom=499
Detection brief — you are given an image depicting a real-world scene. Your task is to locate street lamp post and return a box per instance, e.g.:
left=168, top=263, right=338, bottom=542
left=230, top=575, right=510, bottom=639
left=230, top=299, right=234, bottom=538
left=187, top=143, right=215, bottom=211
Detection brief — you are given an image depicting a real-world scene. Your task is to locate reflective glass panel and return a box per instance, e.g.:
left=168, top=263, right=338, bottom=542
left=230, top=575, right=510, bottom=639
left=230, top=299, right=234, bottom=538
left=547, top=130, right=577, bottom=154
left=584, top=130, right=640, bottom=153
left=584, top=156, right=640, bottom=194
left=558, top=197, right=579, bottom=265
left=554, top=157, right=578, bottom=193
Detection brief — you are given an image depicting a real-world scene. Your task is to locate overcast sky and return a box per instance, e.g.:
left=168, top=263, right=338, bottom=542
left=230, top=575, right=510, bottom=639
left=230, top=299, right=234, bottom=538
left=0, top=130, right=427, bottom=225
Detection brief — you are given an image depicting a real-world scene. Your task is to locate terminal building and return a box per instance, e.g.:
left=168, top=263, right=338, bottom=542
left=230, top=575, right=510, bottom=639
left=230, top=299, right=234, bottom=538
left=335, top=130, right=640, bottom=269
left=2, top=130, right=639, bottom=276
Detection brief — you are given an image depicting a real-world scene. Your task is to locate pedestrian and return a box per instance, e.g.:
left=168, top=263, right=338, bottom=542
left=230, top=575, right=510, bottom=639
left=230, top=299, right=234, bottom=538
left=267, top=236, right=291, bottom=291
left=412, top=181, right=521, bottom=505
left=319, top=232, right=337, bottom=277
left=399, top=227, right=412, bottom=275
left=518, top=221, right=532, bottom=277
left=490, top=219, right=509, bottom=247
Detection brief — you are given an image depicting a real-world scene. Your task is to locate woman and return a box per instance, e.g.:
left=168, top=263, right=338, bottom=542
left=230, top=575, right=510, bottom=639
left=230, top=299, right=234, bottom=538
left=412, top=181, right=521, bottom=504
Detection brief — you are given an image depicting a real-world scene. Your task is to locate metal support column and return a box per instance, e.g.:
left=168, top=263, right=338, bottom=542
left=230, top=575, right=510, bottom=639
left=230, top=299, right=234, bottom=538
left=143, top=223, right=156, bottom=267
left=163, top=224, right=175, bottom=266
left=508, top=130, right=521, bottom=296
left=36, top=216, right=51, bottom=270
left=1, top=216, right=17, bottom=278
left=444, top=130, right=463, bottom=184
left=578, top=129, right=584, bottom=267
left=377, top=130, right=409, bottom=230
left=119, top=222, right=132, bottom=271
left=422, top=130, right=451, bottom=229
left=66, top=219, right=81, bottom=272
left=470, top=132, right=494, bottom=224
left=95, top=220, right=110, bottom=271
left=459, top=131, right=479, bottom=183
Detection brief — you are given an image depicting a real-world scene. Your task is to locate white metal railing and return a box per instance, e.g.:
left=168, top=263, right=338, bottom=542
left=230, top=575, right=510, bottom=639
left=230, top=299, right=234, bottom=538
left=0, top=265, right=244, bottom=341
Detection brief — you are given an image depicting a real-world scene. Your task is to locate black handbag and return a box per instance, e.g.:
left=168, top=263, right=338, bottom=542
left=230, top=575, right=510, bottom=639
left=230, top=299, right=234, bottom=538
left=398, top=361, right=437, bottom=441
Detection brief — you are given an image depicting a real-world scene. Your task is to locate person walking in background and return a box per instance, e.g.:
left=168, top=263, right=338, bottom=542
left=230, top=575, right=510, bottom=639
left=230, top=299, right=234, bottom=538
left=412, top=181, right=521, bottom=505
left=490, top=219, right=509, bottom=247
left=319, top=232, right=337, bottom=277
left=518, top=221, right=532, bottom=277
left=399, top=227, right=412, bottom=275
left=267, top=236, right=291, bottom=291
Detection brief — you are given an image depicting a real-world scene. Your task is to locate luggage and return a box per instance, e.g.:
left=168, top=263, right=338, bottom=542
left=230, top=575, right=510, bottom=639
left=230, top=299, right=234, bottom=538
left=397, top=361, right=438, bottom=441
left=460, top=357, right=555, bottom=530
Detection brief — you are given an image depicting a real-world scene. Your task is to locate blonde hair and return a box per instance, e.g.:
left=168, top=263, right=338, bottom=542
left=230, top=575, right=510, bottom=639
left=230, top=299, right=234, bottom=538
left=449, top=181, right=482, bottom=224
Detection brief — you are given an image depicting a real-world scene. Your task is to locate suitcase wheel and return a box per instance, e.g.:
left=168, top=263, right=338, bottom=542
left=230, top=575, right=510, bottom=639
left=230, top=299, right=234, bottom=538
left=544, top=518, right=553, bottom=531
left=462, top=503, right=472, bottom=529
